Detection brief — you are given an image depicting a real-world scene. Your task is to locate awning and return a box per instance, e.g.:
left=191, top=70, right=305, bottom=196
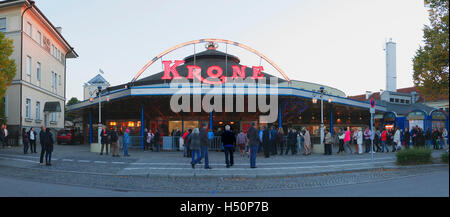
left=44, top=102, right=62, bottom=112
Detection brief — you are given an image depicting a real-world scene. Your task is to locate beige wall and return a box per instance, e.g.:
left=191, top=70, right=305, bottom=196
left=1, top=2, right=75, bottom=141
left=22, top=85, right=64, bottom=129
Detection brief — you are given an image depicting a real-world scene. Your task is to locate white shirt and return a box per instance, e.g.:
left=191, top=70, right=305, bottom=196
left=394, top=130, right=401, bottom=142
left=3, top=129, right=7, bottom=137
left=357, top=131, right=363, bottom=144
left=30, top=131, right=35, bottom=140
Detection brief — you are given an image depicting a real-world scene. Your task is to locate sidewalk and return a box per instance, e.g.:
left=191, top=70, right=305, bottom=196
left=0, top=144, right=447, bottom=178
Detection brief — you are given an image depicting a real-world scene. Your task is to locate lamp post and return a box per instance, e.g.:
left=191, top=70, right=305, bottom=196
left=97, top=86, right=103, bottom=145
left=90, top=86, right=103, bottom=144
left=313, top=87, right=326, bottom=145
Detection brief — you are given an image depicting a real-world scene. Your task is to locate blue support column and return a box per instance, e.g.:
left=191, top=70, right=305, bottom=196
left=89, top=111, right=93, bottom=144
left=182, top=119, right=184, bottom=133
left=209, top=111, right=213, bottom=130
left=330, top=105, right=334, bottom=136
left=141, top=104, right=144, bottom=150
left=278, top=104, right=282, bottom=128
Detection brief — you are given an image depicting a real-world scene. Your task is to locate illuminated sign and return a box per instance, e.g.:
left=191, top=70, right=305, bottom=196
left=161, top=60, right=265, bottom=84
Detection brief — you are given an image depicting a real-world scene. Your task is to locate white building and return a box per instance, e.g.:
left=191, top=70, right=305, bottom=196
left=83, top=74, right=110, bottom=101
left=1, top=0, right=78, bottom=144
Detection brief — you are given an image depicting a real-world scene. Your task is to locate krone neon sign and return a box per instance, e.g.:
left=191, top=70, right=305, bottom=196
left=161, top=60, right=264, bottom=85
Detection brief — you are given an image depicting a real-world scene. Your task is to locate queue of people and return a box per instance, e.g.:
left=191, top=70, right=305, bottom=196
left=17, top=125, right=54, bottom=166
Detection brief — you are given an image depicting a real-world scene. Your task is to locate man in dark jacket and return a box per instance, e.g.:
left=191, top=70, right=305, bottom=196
left=270, top=126, right=277, bottom=155
left=39, top=126, right=47, bottom=165
left=154, top=129, right=160, bottom=152
left=198, top=123, right=212, bottom=169
left=222, top=125, right=236, bottom=168
left=404, top=128, right=411, bottom=149
left=285, top=128, right=297, bottom=155
left=247, top=122, right=259, bottom=168
left=262, top=126, right=270, bottom=158
left=100, top=125, right=109, bottom=155
left=44, top=128, right=54, bottom=166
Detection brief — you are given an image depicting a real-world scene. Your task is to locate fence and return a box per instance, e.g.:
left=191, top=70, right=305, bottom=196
left=123, top=135, right=322, bottom=152
left=125, top=136, right=223, bottom=152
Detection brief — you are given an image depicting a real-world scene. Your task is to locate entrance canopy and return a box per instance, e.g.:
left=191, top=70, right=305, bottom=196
left=44, top=102, right=61, bottom=112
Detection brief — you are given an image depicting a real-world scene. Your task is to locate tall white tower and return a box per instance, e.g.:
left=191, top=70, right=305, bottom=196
left=385, top=38, right=397, bottom=92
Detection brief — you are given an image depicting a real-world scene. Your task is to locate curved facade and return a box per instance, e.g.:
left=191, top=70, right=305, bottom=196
left=69, top=45, right=385, bottom=147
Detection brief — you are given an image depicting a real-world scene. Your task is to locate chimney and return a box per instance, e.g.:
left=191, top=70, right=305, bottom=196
left=56, top=27, right=62, bottom=34
left=385, top=38, right=397, bottom=92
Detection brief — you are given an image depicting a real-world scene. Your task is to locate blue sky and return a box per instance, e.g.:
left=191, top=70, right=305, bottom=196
left=34, top=0, right=429, bottom=100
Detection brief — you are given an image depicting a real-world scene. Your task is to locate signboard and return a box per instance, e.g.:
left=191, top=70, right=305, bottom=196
left=370, top=98, right=375, bottom=114
left=161, top=60, right=265, bottom=84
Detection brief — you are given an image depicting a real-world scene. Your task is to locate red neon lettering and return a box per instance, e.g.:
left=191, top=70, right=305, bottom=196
left=231, top=65, right=247, bottom=79
left=161, top=60, right=185, bottom=80
left=252, top=66, right=264, bottom=79
left=193, top=70, right=227, bottom=85
left=186, top=65, right=201, bottom=79
left=207, top=65, right=223, bottom=78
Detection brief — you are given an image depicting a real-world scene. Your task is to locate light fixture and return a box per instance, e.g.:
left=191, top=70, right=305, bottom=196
left=128, top=121, right=135, bottom=127
left=219, top=122, right=223, bottom=125
left=328, top=98, right=332, bottom=103
left=230, top=122, right=235, bottom=125
left=312, top=97, right=318, bottom=104
left=106, top=97, right=110, bottom=102
left=89, top=97, right=94, bottom=102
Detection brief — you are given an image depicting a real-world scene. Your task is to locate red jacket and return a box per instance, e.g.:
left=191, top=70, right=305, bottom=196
left=381, top=130, right=387, bottom=141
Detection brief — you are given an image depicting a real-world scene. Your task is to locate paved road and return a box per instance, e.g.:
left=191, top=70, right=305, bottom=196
left=0, top=167, right=447, bottom=197
left=0, top=145, right=448, bottom=195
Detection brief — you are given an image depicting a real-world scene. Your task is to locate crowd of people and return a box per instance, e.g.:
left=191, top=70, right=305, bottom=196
left=177, top=123, right=449, bottom=168
left=1, top=122, right=448, bottom=169
left=17, top=125, right=54, bottom=166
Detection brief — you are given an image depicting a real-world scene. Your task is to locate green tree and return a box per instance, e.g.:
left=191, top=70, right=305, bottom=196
left=65, top=97, right=80, bottom=122
left=0, top=31, right=17, bottom=125
left=413, top=0, right=449, bottom=99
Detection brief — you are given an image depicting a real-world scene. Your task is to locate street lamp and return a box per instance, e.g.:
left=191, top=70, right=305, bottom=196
left=89, top=86, right=105, bottom=144
left=312, top=87, right=326, bottom=145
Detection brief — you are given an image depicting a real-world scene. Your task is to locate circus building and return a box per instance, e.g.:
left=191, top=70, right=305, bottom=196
left=68, top=39, right=386, bottom=150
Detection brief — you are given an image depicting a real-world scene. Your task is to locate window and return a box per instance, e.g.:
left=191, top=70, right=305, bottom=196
left=37, top=31, right=42, bottom=45
left=0, top=18, right=6, bottom=32
left=26, top=56, right=32, bottom=81
left=36, top=62, right=41, bottom=84
left=51, top=71, right=55, bottom=91
left=54, top=72, right=57, bottom=92
left=36, top=101, right=40, bottom=120
left=58, top=75, right=61, bottom=86
left=51, top=112, right=57, bottom=122
left=400, top=99, right=405, bottom=104
left=390, top=98, right=394, bottom=103
left=25, top=98, right=31, bottom=119
left=26, top=22, right=32, bottom=37
left=406, top=100, right=410, bottom=104
left=51, top=45, right=54, bottom=56
left=395, top=99, right=399, bottom=103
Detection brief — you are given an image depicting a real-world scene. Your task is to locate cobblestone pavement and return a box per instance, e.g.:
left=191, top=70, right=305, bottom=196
left=0, top=144, right=447, bottom=193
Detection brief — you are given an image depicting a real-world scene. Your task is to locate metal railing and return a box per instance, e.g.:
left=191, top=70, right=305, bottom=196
left=123, top=135, right=323, bottom=152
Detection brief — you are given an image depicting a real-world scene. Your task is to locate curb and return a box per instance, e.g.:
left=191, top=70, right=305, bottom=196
left=119, top=164, right=449, bottom=179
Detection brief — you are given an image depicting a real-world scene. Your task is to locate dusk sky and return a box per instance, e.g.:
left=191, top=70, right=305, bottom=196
left=35, top=0, right=430, bottom=101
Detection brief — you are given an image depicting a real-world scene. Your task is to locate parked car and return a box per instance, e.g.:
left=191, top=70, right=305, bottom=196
left=57, top=128, right=83, bottom=145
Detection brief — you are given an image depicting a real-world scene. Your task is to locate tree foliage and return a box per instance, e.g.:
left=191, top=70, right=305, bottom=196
left=0, top=32, right=17, bottom=125
left=413, top=0, right=449, bottom=99
left=65, top=97, right=80, bottom=122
